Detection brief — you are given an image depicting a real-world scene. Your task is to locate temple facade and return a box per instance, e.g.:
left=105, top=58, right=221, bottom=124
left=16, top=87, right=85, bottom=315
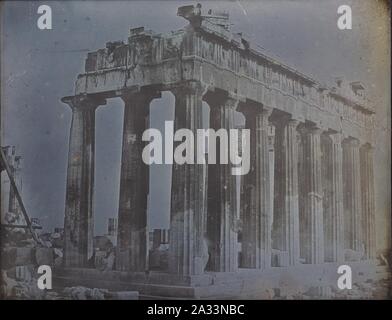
left=59, top=5, right=377, bottom=298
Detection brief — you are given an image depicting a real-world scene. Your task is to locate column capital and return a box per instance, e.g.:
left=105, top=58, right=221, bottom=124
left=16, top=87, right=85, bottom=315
left=224, top=95, right=240, bottom=111
left=365, top=143, right=375, bottom=152
left=61, top=94, right=106, bottom=111
left=308, top=126, right=323, bottom=135
left=261, top=106, right=273, bottom=117
left=225, top=92, right=245, bottom=111
left=204, top=89, right=242, bottom=111
left=269, top=114, right=302, bottom=131
left=343, top=137, right=360, bottom=147
left=298, top=124, right=323, bottom=136
left=171, top=81, right=206, bottom=98
left=287, top=118, right=301, bottom=128
left=120, top=86, right=161, bottom=103
left=227, top=92, right=247, bottom=103
left=239, top=102, right=271, bottom=120
left=357, top=140, right=374, bottom=150
left=228, top=100, right=239, bottom=111
left=327, top=132, right=343, bottom=145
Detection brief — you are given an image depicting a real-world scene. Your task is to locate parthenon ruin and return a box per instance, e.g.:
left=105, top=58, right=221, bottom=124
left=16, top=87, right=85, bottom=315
left=58, top=5, right=377, bottom=298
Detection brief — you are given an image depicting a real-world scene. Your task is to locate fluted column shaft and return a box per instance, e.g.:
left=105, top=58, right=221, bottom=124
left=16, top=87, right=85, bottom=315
left=302, top=126, right=324, bottom=264
left=273, top=118, right=300, bottom=265
left=169, top=82, right=207, bottom=276
left=343, top=138, right=362, bottom=252
left=360, top=145, right=376, bottom=259
left=326, top=133, right=344, bottom=262
left=207, top=96, right=238, bottom=272
left=241, top=107, right=273, bottom=269
left=63, top=95, right=103, bottom=268
left=116, top=90, right=158, bottom=271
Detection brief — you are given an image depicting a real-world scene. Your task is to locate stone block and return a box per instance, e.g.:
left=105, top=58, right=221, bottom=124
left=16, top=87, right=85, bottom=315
left=35, top=247, right=54, bottom=266
left=272, top=250, right=289, bottom=267
left=111, top=291, right=139, bottom=300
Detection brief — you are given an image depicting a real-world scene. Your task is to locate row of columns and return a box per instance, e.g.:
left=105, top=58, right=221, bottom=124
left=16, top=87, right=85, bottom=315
left=62, top=83, right=376, bottom=276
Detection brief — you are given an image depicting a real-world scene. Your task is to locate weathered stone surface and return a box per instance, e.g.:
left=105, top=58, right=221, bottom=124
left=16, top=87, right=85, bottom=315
left=342, top=138, right=362, bottom=253
left=1, top=247, right=34, bottom=268
left=57, top=4, right=380, bottom=299
left=168, top=82, right=207, bottom=276
left=206, top=92, right=238, bottom=272
left=34, top=248, right=54, bottom=266
left=111, top=291, right=139, bottom=300
left=240, top=105, right=272, bottom=269
left=62, top=95, right=106, bottom=268
left=360, top=144, right=376, bottom=260
left=272, top=117, right=300, bottom=266
left=74, top=6, right=374, bottom=144
left=116, top=89, right=160, bottom=272
left=301, top=126, right=324, bottom=264
left=322, top=133, right=344, bottom=262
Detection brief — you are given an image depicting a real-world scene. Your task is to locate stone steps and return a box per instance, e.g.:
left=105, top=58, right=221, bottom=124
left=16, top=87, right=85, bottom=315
left=139, top=294, right=190, bottom=300
left=53, top=275, right=197, bottom=298
left=54, top=268, right=213, bottom=286
left=375, top=265, right=390, bottom=272
left=375, top=265, right=391, bottom=280
left=51, top=262, right=388, bottom=299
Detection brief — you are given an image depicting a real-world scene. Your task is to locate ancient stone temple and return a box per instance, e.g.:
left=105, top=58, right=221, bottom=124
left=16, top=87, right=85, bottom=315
left=58, top=5, right=377, bottom=298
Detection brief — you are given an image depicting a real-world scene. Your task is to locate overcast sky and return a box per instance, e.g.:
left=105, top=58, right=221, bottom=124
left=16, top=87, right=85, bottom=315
left=1, top=1, right=390, bottom=247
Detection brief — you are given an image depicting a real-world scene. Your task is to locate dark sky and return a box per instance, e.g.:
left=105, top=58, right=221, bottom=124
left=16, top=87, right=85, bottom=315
left=1, top=1, right=390, bottom=247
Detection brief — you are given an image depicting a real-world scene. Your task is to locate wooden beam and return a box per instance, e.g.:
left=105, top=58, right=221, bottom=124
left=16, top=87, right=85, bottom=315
left=1, top=224, right=43, bottom=230
left=0, top=147, right=39, bottom=242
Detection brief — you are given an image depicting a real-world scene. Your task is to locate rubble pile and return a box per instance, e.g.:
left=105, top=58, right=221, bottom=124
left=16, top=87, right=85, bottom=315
left=247, top=277, right=391, bottom=300
left=0, top=211, right=62, bottom=299
left=0, top=212, right=141, bottom=299
left=63, top=286, right=138, bottom=300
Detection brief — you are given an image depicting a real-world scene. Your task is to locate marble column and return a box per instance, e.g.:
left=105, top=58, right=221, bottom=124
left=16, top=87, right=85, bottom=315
left=360, top=144, right=376, bottom=259
left=343, top=138, right=362, bottom=252
left=206, top=95, right=238, bottom=272
left=116, top=89, right=159, bottom=271
left=241, top=106, right=273, bottom=269
left=273, top=118, right=300, bottom=266
left=62, top=95, right=104, bottom=268
left=323, top=133, right=344, bottom=262
left=169, top=82, right=207, bottom=276
left=301, top=126, right=324, bottom=264
left=268, top=124, right=275, bottom=232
